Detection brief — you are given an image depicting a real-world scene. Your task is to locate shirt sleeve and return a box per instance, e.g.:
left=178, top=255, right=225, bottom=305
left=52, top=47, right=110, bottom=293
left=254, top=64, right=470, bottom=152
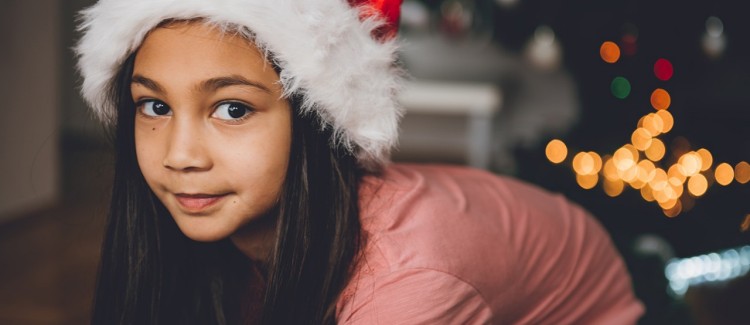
left=338, top=268, right=495, bottom=325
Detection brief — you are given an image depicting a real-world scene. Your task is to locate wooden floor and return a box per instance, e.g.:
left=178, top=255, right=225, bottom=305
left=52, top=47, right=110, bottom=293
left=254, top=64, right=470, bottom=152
left=0, top=148, right=111, bottom=325
left=0, top=146, right=747, bottom=324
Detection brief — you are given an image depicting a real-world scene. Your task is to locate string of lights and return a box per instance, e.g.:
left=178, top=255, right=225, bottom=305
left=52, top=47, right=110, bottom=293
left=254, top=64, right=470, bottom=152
left=545, top=40, right=749, bottom=219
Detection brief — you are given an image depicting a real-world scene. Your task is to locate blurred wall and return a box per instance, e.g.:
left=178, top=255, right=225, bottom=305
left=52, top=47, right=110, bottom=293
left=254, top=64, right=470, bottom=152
left=0, top=0, right=61, bottom=221
left=61, top=0, right=99, bottom=139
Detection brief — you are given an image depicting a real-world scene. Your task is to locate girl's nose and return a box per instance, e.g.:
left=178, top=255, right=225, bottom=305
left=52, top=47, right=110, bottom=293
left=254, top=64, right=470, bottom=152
left=162, top=117, right=212, bottom=172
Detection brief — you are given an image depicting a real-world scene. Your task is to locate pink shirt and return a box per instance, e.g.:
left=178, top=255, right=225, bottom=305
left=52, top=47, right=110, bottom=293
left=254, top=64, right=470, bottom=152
left=336, top=164, right=644, bottom=324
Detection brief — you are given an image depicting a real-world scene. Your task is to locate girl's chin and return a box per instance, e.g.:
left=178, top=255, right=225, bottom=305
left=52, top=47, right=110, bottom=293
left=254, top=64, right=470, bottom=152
left=172, top=215, right=237, bottom=242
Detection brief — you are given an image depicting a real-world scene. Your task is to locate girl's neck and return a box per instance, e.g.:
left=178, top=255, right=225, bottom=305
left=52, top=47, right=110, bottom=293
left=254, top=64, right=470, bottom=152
left=230, top=214, right=277, bottom=263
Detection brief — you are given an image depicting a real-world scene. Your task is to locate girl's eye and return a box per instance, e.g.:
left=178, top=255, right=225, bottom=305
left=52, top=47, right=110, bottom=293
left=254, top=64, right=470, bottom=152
left=139, top=100, right=171, bottom=116
left=213, top=102, right=253, bottom=121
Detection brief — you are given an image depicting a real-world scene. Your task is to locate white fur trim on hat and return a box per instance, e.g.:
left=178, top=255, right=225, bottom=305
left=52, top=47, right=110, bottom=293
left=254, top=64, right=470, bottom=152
left=75, top=0, right=403, bottom=170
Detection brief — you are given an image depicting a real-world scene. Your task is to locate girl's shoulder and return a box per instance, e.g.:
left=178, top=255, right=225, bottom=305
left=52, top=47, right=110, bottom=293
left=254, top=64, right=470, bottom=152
left=357, top=163, right=574, bottom=241
left=339, top=163, right=644, bottom=324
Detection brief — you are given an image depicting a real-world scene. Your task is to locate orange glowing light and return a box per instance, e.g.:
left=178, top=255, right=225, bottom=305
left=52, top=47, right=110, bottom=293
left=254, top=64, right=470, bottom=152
left=642, top=114, right=664, bottom=136
left=589, top=152, right=603, bottom=174
left=637, top=160, right=656, bottom=182
left=650, top=88, right=671, bottom=110
left=679, top=152, right=703, bottom=176
left=741, top=214, right=750, bottom=232
left=603, top=178, right=625, bottom=197
left=658, top=197, right=678, bottom=210
left=603, top=157, right=619, bottom=181
left=641, top=186, right=655, bottom=202
left=662, top=199, right=682, bottom=218
left=649, top=168, right=669, bottom=191
left=715, top=163, right=734, bottom=186
left=656, top=110, right=674, bottom=133
left=618, top=164, right=639, bottom=183
left=736, top=161, right=750, bottom=184
left=631, top=128, right=653, bottom=151
left=667, top=164, right=687, bottom=186
left=576, top=173, right=599, bottom=189
left=687, top=174, right=708, bottom=197
left=545, top=139, right=568, bottom=164
left=653, top=187, right=670, bottom=203
left=662, top=185, right=682, bottom=202
left=630, top=177, right=647, bottom=190
left=600, top=41, right=621, bottom=63
left=645, top=138, right=666, bottom=161
left=573, top=152, right=596, bottom=175
left=671, top=182, right=684, bottom=199
left=696, top=149, right=713, bottom=171
left=613, top=147, right=636, bottom=171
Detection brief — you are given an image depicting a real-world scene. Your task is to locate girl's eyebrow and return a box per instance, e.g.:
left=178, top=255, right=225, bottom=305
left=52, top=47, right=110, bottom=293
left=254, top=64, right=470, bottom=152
left=131, top=74, right=165, bottom=94
left=130, top=74, right=272, bottom=94
left=199, top=75, right=272, bottom=94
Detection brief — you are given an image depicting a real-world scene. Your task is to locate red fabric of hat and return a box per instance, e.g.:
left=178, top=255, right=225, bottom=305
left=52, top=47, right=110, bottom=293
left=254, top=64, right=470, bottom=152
left=349, top=0, right=402, bottom=40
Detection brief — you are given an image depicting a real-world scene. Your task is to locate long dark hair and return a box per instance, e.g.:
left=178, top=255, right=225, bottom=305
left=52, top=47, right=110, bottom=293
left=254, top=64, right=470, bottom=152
left=91, top=51, right=364, bottom=324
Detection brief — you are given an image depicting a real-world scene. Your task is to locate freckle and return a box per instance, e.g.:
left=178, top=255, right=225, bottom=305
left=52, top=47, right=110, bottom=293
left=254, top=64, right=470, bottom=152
left=233, top=201, right=236, bottom=204
left=152, top=128, right=156, bottom=131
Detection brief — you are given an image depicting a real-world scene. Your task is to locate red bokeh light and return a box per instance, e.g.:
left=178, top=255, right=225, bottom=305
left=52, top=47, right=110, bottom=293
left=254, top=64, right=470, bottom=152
left=654, top=58, right=674, bottom=81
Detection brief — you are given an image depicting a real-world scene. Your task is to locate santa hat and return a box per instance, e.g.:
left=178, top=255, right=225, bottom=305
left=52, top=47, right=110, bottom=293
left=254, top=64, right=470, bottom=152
left=75, top=0, right=403, bottom=170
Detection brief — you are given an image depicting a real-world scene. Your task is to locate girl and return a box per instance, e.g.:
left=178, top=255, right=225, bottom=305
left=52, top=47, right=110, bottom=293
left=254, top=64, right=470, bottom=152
left=75, top=0, right=644, bottom=324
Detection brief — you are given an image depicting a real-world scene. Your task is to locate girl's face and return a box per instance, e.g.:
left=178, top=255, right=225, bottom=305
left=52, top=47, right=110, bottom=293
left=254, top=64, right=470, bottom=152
left=132, top=22, right=292, bottom=242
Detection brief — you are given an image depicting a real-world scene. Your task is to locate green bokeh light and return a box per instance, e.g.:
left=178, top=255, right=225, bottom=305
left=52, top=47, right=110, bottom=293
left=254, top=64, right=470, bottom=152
left=611, top=76, right=631, bottom=99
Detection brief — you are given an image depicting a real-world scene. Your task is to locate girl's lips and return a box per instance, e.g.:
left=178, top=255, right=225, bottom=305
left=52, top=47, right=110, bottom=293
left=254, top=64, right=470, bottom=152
left=174, top=193, right=227, bottom=212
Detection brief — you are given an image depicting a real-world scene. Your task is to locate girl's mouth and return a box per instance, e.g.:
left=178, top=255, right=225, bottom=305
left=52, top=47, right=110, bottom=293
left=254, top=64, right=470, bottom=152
left=174, top=193, right=228, bottom=212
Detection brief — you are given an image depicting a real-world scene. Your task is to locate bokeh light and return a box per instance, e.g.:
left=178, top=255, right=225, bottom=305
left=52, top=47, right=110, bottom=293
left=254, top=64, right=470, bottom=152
left=706, top=16, right=724, bottom=37
left=546, top=40, right=746, bottom=217
left=656, top=110, right=674, bottom=133
left=641, top=185, right=655, bottom=202
left=668, top=164, right=687, bottom=186
left=670, top=182, right=684, bottom=199
left=662, top=199, right=682, bottom=218
left=611, top=77, right=631, bottom=99
left=687, top=174, right=708, bottom=197
left=613, top=145, right=638, bottom=171
left=600, top=41, right=621, bottom=63
left=573, top=152, right=595, bottom=175
left=736, top=161, right=750, bottom=184
left=603, top=157, right=619, bottom=181
left=589, top=152, right=603, bottom=174
left=696, top=148, right=713, bottom=171
left=644, top=138, right=666, bottom=161
left=620, top=34, right=637, bottom=56
left=630, top=177, right=647, bottom=190
left=631, top=128, right=653, bottom=151
left=576, top=173, right=599, bottom=189
left=703, top=16, right=727, bottom=59
left=618, top=164, right=638, bottom=183
left=526, top=25, right=562, bottom=70
left=545, top=139, right=568, bottom=164
left=637, top=160, right=656, bottom=183
left=742, top=215, right=750, bottom=232
left=650, top=88, right=671, bottom=110
left=654, top=58, right=674, bottom=81
left=641, top=113, right=664, bottom=136
left=715, top=163, right=734, bottom=186
left=679, top=152, right=703, bottom=176
left=603, top=178, right=625, bottom=197
left=658, top=196, right=679, bottom=210
left=649, top=168, right=669, bottom=191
